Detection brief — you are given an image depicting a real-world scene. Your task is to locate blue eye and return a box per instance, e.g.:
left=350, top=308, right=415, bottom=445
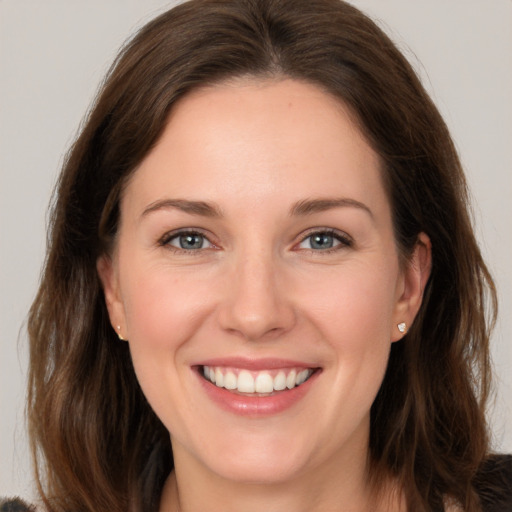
left=298, top=230, right=351, bottom=251
left=165, top=232, right=213, bottom=251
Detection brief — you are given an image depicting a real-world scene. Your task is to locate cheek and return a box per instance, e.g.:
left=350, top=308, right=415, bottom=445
left=121, top=262, right=216, bottom=353
left=119, top=264, right=217, bottom=426
left=298, top=262, right=398, bottom=408
left=299, top=261, right=399, bottom=346
left=318, top=269, right=397, bottom=410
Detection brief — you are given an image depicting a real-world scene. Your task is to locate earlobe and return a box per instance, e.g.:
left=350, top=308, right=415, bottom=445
left=96, top=255, right=127, bottom=338
left=392, top=232, right=432, bottom=341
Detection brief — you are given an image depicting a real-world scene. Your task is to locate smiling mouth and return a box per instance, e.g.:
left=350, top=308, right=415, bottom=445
left=200, top=365, right=317, bottom=396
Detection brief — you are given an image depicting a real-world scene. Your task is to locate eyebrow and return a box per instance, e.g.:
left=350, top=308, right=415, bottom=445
left=140, top=197, right=373, bottom=220
left=141, top=199, right=223, bottom=219
left=290, top=198, right=373, bottom=218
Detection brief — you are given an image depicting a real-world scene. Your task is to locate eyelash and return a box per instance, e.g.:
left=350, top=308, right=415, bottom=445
left=158, top=229, right=216, bottom=254
left=296, top=228, right=353, bottom=253
left=158, top=228, right=353, bottom=254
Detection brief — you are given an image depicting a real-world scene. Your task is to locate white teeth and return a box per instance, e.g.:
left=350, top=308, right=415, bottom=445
left=255, top=372, right=274, bottom=393
left=202, top=366, right=313, bottom=394
left=296, top=369, right=309, bottom=385
left=215, top=368, right=224, bottom=388
left=224, top=371, right=237, bottom=390
left=237, top=370, right=255, bottom=393
left=273, top=371, right=287, bottom=391
left=286, top=370, right=297, bottom=389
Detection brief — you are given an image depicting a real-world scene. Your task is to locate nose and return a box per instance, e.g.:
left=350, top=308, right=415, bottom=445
left=217, top=251, right=296, bottom=341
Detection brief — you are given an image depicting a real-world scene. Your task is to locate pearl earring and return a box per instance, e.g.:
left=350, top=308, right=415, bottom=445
left=397, top=322, right=407, bottom=334
left=116, top=325, right=126, bottom=341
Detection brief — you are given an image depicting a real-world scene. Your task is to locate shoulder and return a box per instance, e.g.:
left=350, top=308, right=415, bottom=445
left=474, top=454, right=512, bottom=512
left=0, top=498, right=36, bottom=512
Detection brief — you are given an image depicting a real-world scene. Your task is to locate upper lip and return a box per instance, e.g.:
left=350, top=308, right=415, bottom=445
left=193, top=357, right=319, bottom=371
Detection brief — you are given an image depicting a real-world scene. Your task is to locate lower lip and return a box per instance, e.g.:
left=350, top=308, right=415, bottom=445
left=195, top=368, right=320, bottom=417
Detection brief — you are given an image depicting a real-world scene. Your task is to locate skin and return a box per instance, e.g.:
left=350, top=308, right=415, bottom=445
left=98, top=78, right=431, bottom=512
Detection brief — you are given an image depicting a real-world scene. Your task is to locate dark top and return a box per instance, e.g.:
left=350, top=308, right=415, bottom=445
left=474, top=454, right=512, bottom=512
left=2, top=455, right=511, bottom=511
left=0, top=500, right=35, bottom=512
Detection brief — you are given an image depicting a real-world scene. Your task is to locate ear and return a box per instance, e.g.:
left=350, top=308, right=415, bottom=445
left=97, top=254, right=127, bottom=340
left=391, top=232, right=432, bottom=341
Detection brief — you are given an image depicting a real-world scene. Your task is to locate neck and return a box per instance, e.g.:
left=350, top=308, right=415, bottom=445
left=159, top=446, right=405, bottom=512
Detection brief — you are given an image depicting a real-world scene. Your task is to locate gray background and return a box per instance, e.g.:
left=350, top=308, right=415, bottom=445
left=1, top=0, right=511, bottom=499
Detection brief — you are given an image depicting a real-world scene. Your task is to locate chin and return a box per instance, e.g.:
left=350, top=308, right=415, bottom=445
left=206, top=452, right=307, bottom=485
left=186, top=427, right=316, bottom=485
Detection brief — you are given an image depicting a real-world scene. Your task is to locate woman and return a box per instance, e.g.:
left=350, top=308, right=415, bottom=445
left=5, top=0, right=510, bottom=510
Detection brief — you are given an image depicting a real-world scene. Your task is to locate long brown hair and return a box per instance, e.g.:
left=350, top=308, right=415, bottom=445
left=27, top=0, right=497, bottom=510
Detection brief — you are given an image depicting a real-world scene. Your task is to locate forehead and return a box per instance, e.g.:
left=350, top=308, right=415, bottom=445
left=124, top=78, right=388, bottom=219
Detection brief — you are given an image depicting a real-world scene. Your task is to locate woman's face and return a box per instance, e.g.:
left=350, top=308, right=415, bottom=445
left=99, top=79, right=428, bottom=484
